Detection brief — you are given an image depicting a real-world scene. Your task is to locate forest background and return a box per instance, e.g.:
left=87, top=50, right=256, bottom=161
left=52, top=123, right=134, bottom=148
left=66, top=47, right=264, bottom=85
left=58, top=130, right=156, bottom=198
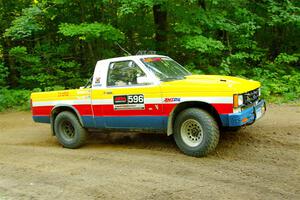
left=0, top=0, right=299, bottom=111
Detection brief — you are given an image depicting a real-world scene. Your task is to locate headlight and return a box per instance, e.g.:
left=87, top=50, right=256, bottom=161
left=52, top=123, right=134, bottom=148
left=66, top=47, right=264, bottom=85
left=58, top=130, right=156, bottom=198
left=233, top=94, right=244, bottom=108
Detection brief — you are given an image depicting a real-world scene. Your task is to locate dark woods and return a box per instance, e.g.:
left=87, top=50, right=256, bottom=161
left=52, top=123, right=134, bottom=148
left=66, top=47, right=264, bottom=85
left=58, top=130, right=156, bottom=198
left=0, top=0, right=299, bottom=103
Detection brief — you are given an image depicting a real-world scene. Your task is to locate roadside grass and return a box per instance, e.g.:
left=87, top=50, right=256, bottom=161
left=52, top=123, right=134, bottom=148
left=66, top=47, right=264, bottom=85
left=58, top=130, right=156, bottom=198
left=0, top=89, right=31, bottom=112
left=266, top=96, right=300, bottom=105
left=0, top=195, right=7, bottom=200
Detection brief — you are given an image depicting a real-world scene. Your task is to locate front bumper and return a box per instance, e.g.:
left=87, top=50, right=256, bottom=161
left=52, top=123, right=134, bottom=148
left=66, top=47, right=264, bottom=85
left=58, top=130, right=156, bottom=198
left=220, top=99, right=266, bottom=127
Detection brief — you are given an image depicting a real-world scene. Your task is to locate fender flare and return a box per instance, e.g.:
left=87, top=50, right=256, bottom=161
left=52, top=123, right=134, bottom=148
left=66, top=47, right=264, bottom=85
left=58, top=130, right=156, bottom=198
left=166, top=101, right=222, bottom=136
left=167, top=108, right=176, bottom=136
left=50, top=104, right=84, bottom=135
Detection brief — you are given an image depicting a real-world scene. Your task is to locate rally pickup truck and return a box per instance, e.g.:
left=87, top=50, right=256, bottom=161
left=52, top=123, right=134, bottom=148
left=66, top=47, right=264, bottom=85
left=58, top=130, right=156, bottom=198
left=31, top=55, right=266, bottom=157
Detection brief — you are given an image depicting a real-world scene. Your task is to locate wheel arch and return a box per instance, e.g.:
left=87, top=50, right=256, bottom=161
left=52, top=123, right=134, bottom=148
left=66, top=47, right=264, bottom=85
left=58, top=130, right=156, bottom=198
left=167, top=101, right=222, bottom=136
left=50, top=104, right=84, bottom=135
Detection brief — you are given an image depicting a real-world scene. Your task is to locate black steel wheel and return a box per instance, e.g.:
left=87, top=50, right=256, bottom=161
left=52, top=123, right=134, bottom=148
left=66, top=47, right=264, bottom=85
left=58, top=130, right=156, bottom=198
left=54, top=111, right=87, bottom=149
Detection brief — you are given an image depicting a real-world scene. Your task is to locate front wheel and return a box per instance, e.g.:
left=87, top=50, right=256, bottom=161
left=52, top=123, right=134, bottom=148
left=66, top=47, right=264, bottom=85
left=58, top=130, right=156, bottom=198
left=173, top=108, right=220, bottom=157
left=54, top=111, right=87, bottom=149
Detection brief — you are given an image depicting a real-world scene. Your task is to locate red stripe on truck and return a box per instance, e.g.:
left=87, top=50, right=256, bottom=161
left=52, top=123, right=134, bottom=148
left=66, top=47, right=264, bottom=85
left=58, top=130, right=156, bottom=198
left=32, top=103, right=233, bottom=117
left=32, top=106, right=53, bottom=116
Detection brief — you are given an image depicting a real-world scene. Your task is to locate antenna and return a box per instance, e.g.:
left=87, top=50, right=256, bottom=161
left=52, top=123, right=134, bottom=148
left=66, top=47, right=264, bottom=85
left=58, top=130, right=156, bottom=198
left=115, top=42, right=132, bottom=56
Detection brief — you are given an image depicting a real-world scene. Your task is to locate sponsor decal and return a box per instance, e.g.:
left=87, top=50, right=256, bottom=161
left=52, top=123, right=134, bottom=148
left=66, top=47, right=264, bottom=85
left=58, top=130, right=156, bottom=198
left=92, top=77, right=102, bottom=87
left=58, top=91, right=69, bottom=97
left=113, top=94, right=144, bottom=110
left=164, top=98, right=181, bottom=103
left=95, top=77, right=101, bottom=83
left=114, top=104, right=145, bottom=110
left=114, top=96, right=127, bottom=104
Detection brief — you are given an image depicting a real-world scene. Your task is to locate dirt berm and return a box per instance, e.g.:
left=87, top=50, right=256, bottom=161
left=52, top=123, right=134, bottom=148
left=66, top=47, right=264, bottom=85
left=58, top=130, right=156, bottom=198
left=0, top=104, right=299, bottom=200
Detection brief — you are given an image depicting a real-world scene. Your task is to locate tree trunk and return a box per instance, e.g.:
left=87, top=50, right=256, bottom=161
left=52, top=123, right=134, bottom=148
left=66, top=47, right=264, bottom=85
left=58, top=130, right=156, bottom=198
left=3, top=40, right=18, bottom=88
left=153, top=4, right=168, bottom=52
left=198, top=0, right=206, bottom=10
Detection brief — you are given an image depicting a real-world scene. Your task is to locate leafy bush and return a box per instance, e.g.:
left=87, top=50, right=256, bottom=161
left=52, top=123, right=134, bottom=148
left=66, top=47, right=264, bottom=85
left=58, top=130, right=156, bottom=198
left=0, top=0, right=299, bottom=112
left=250, top=54, right=300, bottom=102
left=0, top=63, right=8, bottom=87
left=0, top=86, right=70, bottom=112
left=4, top=6, right=44, bottom=40
left=0, top=89, right=31, bottom=112
left=58, top=22, right=125, bottom=42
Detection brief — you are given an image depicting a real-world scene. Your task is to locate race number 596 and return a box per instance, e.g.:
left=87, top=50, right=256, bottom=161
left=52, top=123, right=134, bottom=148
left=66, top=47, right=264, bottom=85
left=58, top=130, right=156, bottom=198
left=128, top=94, right=144, bottom=104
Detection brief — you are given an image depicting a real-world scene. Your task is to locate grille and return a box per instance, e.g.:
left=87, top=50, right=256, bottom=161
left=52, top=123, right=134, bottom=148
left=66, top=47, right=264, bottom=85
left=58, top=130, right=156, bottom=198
left=243, top=88, right=259, bottom=106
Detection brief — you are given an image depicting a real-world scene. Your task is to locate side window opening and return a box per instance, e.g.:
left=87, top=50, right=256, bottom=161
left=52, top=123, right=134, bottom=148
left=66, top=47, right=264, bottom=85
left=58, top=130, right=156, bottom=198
left=107, top=61, right=147, bottom=87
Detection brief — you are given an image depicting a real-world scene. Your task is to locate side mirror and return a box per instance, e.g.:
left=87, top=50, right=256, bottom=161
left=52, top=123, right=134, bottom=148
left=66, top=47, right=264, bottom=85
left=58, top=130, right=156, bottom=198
left=137, top=76, right=152, bottom=85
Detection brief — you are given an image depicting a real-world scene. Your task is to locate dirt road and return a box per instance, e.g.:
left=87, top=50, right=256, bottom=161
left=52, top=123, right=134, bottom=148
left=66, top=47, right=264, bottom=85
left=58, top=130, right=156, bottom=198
left=0, top=104, right=299, bottom=200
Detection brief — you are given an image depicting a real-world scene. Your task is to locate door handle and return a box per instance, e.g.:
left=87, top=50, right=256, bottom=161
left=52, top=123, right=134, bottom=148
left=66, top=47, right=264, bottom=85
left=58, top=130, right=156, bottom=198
left=104, top=91, right=113, bottom=95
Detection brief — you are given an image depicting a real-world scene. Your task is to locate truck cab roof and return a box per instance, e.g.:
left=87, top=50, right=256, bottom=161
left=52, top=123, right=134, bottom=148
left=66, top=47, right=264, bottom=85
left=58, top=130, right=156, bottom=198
left=98, top=54, right=166, bottom=63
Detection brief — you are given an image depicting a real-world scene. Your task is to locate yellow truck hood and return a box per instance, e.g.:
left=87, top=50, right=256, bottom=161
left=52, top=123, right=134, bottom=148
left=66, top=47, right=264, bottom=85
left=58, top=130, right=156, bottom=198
left=160, top=75, right=260, bottom=95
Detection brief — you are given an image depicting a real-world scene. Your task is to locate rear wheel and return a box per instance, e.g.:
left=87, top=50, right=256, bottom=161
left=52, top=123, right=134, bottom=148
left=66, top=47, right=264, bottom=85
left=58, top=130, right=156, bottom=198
left=54, top=111, right=87, bottom=149
left=173, top=108, right=220, bottom=157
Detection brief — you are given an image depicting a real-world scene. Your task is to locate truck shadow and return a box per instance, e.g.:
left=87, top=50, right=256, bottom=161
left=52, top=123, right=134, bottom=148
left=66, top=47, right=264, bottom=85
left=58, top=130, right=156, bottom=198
left=86, top=128, right=256, bottom=155
left=87, top=132, right=176, bottom=151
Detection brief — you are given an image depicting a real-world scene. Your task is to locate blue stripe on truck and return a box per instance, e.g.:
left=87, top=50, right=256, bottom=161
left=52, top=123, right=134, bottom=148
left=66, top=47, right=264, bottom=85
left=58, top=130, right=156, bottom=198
left=82, top=116, right=168, bottom=130
left=32, top=116, right=51, bottom=123
left=220, top=106, right=255, bottom=127
left=34, top=115, right=168, bottom=130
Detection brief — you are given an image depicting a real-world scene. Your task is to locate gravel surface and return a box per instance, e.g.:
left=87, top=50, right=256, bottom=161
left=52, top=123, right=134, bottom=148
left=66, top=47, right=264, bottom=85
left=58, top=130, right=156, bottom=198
left=0, top=104, right=299, bottom=200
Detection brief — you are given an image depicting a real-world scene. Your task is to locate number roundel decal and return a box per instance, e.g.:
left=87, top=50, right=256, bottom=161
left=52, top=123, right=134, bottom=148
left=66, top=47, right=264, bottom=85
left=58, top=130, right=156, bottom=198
left=113, top=94, right=145, bottom=110
left=128, top=94, right=144, bottom=104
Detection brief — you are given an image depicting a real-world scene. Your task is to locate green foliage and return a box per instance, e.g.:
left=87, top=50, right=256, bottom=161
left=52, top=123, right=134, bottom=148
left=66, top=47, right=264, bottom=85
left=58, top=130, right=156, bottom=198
left=0, top=89, right=31, bottom=112
left=0, top=0, right=299, bottom=112
left=274, top=53, right=299, bottom=64
left=44, top=85, right=65, bottom=91
left=217, top=52, right=300, bottom=102
left=55, top=61, right=83, bottom=87
left=9, top=46, right=41, bottom=87
left=58, top=23, right=124, bottom=42
left=252, top=53, right=300, bottom=102
left=9, top=46, right=40, bottom=64
left=267, top=0, right=300, bottom=26
left=8, top=45, right=84, bottom=89
left=0, top=63, right=8, bottom=87
left=4, top=6, right=44, bottom=40
left=118, top=0, right=153, bottom=15
left=182, top=35, right=225, bottom=53
left=251, top=66, right=300, bottom=102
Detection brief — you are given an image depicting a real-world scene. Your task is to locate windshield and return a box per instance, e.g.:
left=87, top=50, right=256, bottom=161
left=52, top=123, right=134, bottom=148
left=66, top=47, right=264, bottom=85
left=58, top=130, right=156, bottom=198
left=141, top=57, right=191, bottom=81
